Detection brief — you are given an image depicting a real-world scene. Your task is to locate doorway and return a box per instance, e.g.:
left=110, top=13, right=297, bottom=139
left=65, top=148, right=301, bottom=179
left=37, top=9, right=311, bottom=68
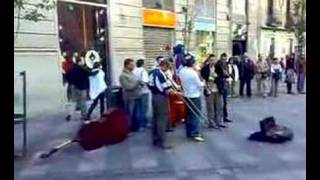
left=57, top=1, right=110, bottom=82
left=232, top=40, right=247, bottom=56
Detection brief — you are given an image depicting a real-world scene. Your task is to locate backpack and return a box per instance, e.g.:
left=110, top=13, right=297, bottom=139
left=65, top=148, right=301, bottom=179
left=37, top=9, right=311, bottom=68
left=249, top=117, right=294, bottom=143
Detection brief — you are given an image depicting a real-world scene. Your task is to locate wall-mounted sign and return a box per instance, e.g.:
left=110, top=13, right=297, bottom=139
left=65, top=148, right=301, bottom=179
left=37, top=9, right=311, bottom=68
left=143, top=8, right=176, bottom=28
left=194, top=22, right=215, bottom=31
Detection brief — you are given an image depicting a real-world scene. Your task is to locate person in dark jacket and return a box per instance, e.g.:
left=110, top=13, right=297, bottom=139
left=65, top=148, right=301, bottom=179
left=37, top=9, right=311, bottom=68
left=238, top=53, right=255, bottom=97
left=285, top=53, right=296, bottom=94
left=215, top=53, right=232, bottom=124
left=65, top=56, right=90, bottom=120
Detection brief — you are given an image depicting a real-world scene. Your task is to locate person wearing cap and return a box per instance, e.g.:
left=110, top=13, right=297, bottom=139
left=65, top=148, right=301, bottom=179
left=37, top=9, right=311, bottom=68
left=178, top=54, right=205, bottom=142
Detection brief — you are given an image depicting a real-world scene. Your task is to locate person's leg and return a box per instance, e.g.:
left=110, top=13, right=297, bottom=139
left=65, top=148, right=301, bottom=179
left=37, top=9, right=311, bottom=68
left=124, top=99, right=136, bottom=131
left=222, top=89, right=229, bottom=121
left=274, top=80, right=279, bottom=97
left=246, top=78, right=252, bottom=97
left=297, top=73, right=302, bottom=93
left=262, top=79, right=268, bottom=97
left=99, top=92, right=105, bottom=116
left=257, top=77, right=261, bottom=96
left=86, top=95, right=100, bottom=119
left=205, top=93, right=215, bottom=127
left=269, top=78, right=274, bottom=96
left=213, top=92, right=224, bottom=126
left=157, top=96, right=169, bottom=147
left=287, top=82, right=292, bottom=94
left=151, top=94, right=159, bottom=144
left=79, top=90, right=88, bottom=120
left=239, top=79, right=245, bottom=96
left=141, top=93, right=150, bottom=127
left=300, top=73, right=305, bottom=93
left=187, top=97, right=202, bottom=137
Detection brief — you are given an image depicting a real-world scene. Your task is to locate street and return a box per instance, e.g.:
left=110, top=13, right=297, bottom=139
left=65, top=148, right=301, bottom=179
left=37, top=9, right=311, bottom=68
left=14, top=84, right=306, bottom=180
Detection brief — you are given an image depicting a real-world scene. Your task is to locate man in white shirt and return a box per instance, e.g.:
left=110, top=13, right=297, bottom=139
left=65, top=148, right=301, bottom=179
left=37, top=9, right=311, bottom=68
left=178, top=54, right=205, bottom=142
left=133, top=59, right=150, bottom=129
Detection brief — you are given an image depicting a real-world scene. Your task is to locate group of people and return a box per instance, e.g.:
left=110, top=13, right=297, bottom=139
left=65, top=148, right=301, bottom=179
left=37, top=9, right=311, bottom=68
left=61, top=51, right=107, bottom=121
left=119, top=51, right=306, bottom=150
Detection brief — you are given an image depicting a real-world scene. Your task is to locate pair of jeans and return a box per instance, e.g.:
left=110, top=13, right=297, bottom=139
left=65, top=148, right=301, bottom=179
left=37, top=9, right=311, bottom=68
left=87, top=92, right=105, bottom=119
left=222, top=88, right=229, bottom=120
left=124, top=98, right=141, bottom=131
left=256, top=75, right=268, bottom=96
left=73, top=88, right=88, bottom=119
left=270, top=78, right=279, bottom=97
left=297, top=73, right=305, bottom=93
left=137, top=93, right=150, bottom=128
left=185, top=97, right=202, bottom=138
left=239, top=78, right=252, bottom=97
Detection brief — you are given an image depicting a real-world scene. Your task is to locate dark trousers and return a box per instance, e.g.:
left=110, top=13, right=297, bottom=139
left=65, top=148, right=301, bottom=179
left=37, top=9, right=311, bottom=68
left=239, top=78, right=252, bottom=97
left=152, top=94, right=169, bottom=145
left=185, top=97, right=201, bottom=138
left=222, top=89, right=228, bottom=120
left=297, top=73, right=305, bottom=93
left=286, top=82, right=292, bottom=94
left=87, top=92, right=105, bottom=119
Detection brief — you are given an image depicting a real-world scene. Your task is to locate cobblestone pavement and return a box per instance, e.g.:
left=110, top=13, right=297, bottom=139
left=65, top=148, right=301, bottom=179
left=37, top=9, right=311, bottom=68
left=14, top=82, right=306, bottom=180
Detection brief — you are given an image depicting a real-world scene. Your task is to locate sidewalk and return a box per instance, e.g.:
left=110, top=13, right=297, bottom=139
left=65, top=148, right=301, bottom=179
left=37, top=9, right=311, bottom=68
left=14, top=84, right=306, bottom=180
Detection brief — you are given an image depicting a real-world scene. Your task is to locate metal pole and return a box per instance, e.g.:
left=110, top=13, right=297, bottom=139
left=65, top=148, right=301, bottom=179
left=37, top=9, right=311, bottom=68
left=21, top=71, right=27, bottom=155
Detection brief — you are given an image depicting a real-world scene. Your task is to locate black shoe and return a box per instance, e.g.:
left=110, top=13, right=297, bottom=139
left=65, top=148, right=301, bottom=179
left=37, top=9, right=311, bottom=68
left=65, top=115, right=71, bottom=122
left=166, top=129, right=174, bottom=132
left=159, top=144, right=173, bottom=149
left=219, top=124, right=227, bottom=128
left=224, top=119, right=232, bottom=123
left=208, top=124, right=220, bottom=129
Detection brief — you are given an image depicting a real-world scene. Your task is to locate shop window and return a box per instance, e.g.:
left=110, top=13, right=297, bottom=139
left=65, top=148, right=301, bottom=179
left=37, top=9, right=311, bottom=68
left=143, top=0, right=174, bottom=11
left=195, top=0, right=214, bottom=18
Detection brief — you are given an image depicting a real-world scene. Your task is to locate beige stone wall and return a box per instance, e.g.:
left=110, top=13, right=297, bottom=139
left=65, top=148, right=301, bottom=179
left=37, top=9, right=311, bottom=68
left=215, top=0, right=232, bottom=56
left=14, top=1, right=63, bottom=118
left=108, top=0, right=144, bottom=86
left=247, top=0, right=259, bottom=59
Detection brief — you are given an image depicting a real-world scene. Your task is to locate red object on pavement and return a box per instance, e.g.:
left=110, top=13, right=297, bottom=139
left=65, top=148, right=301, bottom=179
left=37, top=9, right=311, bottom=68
left=40, top=108, right=130, bottom=158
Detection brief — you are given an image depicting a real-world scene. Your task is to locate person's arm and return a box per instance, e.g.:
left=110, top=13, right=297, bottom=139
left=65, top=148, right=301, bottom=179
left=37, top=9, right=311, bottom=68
left=270, top=65, right=275, bottom=73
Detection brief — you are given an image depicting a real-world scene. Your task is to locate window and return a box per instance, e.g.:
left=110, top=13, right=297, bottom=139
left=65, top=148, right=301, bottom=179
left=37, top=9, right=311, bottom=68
left=143, top=0, right=174, bottom=11
left=78, top=0, right=107, bottom=4
left=195, top=0, right=214, bottom=18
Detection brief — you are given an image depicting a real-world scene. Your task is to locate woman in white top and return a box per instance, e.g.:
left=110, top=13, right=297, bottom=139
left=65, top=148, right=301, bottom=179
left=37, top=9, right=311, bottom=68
left=227, top=57, right=239, bottom=98
left=270, top=58, right=283, bottom=97
left=86, top=61, right=107, bottom=120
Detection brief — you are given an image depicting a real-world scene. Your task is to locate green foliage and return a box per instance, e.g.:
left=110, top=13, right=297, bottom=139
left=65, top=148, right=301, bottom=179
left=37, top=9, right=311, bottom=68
left=14, top=0, right=55, bottom=22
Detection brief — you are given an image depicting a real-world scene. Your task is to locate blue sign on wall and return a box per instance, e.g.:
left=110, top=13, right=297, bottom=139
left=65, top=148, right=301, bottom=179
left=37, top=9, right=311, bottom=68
left=194, top=22, right=215, bottom=31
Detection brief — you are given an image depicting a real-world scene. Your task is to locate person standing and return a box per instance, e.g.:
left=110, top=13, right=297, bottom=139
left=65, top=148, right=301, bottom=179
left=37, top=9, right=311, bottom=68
left=62, top=52, right=75, bottom=121
left=65, top=57, right=89, bottom=120
left=238, top=53, right=255, bottom=97
left=270, top=58, right=283, bottom=97
left=179, top=54, right=205, bottom=142
left=296, top=54, right=306, bottom=94
left=133, top=59, right=150, bottom=129
left=86, top=62, right=107, bottom=120
left=255, top=54, right=269, bottom=97
left=200, top=54, right=224, bottom=129
left=119, top=58, right=142, bottom=132
left=285, top=53, right=296, bottom=94
left=227, top=57, right=239, bottom=98
left=215, top=53, right=232, bottom=124
left=149, top=59, right=177, bottom=149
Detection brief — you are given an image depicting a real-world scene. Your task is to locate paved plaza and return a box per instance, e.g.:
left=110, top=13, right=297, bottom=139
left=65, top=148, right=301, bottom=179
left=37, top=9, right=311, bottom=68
left=14, top=84, right=306, bottom=180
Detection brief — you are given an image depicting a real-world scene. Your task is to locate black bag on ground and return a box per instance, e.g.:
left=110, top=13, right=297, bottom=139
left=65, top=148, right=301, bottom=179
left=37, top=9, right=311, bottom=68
left=249, top=116, right=294, bottom=143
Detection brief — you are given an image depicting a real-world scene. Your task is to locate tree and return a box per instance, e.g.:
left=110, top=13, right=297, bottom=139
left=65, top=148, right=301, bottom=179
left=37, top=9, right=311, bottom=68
left=293, top=0, right=306, bottom=54
left=14, top=0, right=55, bottom=41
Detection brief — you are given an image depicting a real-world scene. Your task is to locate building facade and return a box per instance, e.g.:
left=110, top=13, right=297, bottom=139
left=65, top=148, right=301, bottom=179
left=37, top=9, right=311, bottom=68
left=14, top=0, right=301, bottom=117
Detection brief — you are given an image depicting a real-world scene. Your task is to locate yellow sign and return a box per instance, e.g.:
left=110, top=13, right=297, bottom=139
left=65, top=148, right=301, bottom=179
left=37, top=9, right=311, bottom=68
left=143, top=8, right=176, bottom=28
